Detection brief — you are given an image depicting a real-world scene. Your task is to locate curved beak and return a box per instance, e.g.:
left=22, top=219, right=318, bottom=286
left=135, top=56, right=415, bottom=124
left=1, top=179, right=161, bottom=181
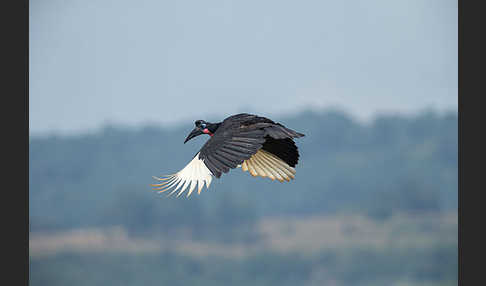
left=184, top=127, right=204, bottom=144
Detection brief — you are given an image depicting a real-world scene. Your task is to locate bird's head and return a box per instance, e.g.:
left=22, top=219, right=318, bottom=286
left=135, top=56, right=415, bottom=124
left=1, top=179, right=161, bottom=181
left=184, top=120, right=220, bottom=143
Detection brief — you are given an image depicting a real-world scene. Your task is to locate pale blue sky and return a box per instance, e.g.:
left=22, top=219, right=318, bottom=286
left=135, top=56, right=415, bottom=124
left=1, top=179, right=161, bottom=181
left=30, top=0, right=457, bottom=135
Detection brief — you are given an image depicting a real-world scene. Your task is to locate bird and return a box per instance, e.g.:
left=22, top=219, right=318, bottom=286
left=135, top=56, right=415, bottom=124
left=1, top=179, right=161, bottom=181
left=151, top=113, right=305, bottom=197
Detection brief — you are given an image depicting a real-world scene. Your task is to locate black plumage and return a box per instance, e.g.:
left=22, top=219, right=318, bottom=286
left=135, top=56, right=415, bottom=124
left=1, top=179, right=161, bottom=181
left=197, top=113, right=304, bottom=178
left=152, top=113, right=305, bottom=197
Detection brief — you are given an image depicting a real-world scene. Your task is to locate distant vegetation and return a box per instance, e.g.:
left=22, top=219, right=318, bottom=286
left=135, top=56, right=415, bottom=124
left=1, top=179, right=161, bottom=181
left=30, top=109, right=457, bottom=233
left=30, top=245, right=457, bottom=286
left=29, top=109, right=457, bottom=286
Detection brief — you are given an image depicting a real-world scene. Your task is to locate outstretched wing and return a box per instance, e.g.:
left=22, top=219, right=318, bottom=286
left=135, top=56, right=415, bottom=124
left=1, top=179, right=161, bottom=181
left=152, top=113, right=304, bottom=197
left=151, top=152, right=213, bottom=197
left=204, top=114, right=304, bottom=182
left=151, top=116, right=266, bottom=197
left=198, top=124, right=266, bottom=178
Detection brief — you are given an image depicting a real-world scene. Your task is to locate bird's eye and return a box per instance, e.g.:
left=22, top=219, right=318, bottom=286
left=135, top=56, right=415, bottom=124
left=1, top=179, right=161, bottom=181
left=200, top=123, right=207, bottom=129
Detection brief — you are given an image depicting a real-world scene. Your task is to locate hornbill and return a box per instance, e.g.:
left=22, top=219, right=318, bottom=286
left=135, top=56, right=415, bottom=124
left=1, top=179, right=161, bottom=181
left=151, top=113, right=305, bottom=197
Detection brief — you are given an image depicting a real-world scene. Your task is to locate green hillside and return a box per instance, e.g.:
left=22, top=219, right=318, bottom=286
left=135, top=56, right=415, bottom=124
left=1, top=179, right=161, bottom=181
left=29, top=109, right=458, bottom=286
left=30, top=109, right=457, bottom=233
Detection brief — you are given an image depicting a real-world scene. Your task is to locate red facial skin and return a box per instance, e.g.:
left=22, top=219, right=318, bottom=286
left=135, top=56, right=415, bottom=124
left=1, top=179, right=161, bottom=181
left=203, top=128, right=213, bottom=136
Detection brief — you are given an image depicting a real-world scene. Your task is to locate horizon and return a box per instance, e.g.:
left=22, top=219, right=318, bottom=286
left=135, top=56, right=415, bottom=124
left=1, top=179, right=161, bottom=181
left=29, top=106, right=457, bottom=139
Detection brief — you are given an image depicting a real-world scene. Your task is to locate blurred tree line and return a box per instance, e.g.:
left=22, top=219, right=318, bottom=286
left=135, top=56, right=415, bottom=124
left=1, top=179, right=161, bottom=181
left=29, top=109, right=457, bottom=239
left=30, top=246, right=457, bottom=286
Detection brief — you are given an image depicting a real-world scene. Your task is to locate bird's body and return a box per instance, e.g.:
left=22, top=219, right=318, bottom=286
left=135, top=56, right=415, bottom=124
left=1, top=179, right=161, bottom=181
left=152, top=113, right=305, bottom=197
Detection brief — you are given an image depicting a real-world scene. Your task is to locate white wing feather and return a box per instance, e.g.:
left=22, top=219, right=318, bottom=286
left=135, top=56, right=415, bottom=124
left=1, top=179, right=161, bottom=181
left=151, top=152, right=213, bottom=197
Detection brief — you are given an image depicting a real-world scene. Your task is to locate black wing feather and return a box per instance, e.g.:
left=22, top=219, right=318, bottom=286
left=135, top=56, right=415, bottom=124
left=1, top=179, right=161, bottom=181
left=222, top=144, right=255, bottom=155
left=203, top=156, right=222, bottom=178
left=212, top=153, right=234, bottom=169
left=197, top=113, right=304, bottom=178
left=213, top=152, right=239, bottom=169
left=218, top=147, right=247, bottom=158
left=215, top=149, right=241, bottom=163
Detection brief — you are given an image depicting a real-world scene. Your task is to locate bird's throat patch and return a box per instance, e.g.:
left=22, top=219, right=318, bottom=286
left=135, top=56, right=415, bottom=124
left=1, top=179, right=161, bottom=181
left=203, top=128, right=213, bottom=136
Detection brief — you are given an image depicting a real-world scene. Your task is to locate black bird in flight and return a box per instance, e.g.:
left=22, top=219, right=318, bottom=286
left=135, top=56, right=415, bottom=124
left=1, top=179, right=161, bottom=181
left=151, top=113, right=305, bottom=197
